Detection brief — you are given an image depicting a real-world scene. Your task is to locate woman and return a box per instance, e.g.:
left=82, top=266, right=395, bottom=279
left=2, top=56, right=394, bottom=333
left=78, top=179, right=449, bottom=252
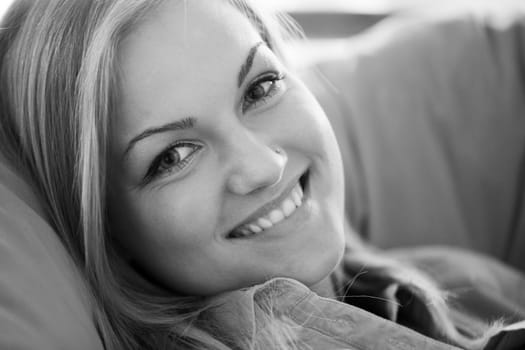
left=0, top=0, right=520, bottom=349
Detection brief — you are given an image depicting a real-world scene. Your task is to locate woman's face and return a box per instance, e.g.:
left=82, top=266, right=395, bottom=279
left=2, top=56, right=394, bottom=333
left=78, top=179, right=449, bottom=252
left=109, top=0, right=345, bottom=295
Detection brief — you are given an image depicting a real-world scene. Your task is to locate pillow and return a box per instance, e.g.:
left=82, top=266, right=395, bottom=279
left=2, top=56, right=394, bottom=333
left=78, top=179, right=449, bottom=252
left=305, top=3, right=525, bottom=272
left=0, top=153, right=103, bottom=350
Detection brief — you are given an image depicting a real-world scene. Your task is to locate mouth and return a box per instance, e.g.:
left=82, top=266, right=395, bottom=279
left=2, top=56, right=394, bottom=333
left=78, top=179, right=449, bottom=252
left=227, top=170, right=310, bottom=239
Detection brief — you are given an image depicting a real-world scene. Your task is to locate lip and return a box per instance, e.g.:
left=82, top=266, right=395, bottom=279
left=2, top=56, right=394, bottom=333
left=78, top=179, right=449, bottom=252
left=226, top=168, right=309, bottom=238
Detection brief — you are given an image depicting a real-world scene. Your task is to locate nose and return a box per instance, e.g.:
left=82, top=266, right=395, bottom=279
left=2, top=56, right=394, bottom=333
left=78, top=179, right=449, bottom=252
left=226, top=136, right=286, bottom=196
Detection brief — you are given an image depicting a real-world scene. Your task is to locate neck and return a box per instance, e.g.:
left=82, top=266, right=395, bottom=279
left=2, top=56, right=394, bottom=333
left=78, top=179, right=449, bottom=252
left=309, top=273, right=338, bottom=299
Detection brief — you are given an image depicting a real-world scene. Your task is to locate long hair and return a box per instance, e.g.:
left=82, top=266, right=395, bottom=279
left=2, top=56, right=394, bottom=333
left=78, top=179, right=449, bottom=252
left=0, top=0, right=303, bottom=348
left=0, top=1, right=497, bottom=349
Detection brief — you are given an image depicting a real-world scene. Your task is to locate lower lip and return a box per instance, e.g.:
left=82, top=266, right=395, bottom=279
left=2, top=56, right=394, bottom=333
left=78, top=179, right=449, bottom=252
left=230, top=177, right=313, bottom=241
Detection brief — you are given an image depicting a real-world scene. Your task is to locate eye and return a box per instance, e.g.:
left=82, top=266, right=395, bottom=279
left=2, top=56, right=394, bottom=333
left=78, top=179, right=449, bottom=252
left=242, top=71, right=285, bottom=113
left=144, top=141, right=202, bottom=182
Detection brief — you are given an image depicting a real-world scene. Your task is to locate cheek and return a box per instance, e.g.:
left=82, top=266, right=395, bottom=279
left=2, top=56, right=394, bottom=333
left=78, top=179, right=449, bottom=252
left=279, top=85, right=340, bottom=157
left=110, top=181, right=220, bottom=254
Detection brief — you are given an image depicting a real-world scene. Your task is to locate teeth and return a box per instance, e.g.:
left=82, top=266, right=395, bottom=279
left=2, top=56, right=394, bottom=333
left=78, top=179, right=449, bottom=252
left=230, top=228, right=253, bottom=238
left=229, top=181, right=307, bottom=238
left=292, top=186, right=303, bottom=206
left=281, top=199, right=296, bottom=216
left=258, top=218, right=273, bottom=229
left=295, top=183, right=303, bottom=198
left=248, top=224, right=262, bottom=233
left=268, top=209, right=285, bottom=224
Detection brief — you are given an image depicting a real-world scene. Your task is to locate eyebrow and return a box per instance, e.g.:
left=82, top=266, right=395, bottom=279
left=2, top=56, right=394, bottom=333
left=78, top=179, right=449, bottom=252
left=122, top=117, right=196, bottom=159
left=237, top=41, right=264, bottom=87
left=122, top=43, right=264, bottom=160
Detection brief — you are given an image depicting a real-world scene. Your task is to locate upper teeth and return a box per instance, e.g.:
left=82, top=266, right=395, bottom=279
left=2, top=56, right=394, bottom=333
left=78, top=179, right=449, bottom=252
left=230, top=183, right=304, bottom=238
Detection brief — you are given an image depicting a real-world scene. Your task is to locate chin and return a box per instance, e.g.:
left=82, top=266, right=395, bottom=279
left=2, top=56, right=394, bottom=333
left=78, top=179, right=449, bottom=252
left=292, top=234, right=346, bottom=287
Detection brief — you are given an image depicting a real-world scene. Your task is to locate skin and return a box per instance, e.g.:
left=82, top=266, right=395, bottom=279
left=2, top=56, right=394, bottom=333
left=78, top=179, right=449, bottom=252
left=108, top=0, right=346, bottom=296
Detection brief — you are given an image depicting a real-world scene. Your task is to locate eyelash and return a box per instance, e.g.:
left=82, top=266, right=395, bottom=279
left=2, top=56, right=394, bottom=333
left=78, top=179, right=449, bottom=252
left=242, top=71, right=286, bottom=113
left=143, top=141, right=202, bottom=184
left=141, top=71, right=285, bottom=184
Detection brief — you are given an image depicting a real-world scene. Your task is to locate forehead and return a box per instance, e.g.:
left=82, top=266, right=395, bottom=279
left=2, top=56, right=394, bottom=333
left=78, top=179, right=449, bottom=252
left=118, top=0, right=261, bottom=95
left=120, top=0, right=260, bottom=55
left=116, top=0, right=263, bottom=145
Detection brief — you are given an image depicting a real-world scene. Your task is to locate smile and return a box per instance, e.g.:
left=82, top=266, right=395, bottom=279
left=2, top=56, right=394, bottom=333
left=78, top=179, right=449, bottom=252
left=228, top=173, right=307, bottom=239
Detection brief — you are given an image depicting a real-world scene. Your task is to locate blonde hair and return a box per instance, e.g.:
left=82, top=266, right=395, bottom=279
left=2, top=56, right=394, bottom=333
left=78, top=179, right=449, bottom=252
left=0, top=1, right=497, bottom=349
left=0, top=0, right=302, bottom=349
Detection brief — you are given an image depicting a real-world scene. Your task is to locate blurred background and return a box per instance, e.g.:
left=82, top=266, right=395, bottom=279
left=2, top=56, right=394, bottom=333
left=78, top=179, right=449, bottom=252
left=261, top=0, right=417, bottom=38
left=0, top=0, right=492, bottom=39
left=259, top=0, right=492, bottom=38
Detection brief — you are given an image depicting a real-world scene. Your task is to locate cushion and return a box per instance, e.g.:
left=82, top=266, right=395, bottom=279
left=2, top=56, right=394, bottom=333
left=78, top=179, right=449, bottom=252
left=304, top=3, right=525, bottom=272
left=0, top=153, right=103, bottom=350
